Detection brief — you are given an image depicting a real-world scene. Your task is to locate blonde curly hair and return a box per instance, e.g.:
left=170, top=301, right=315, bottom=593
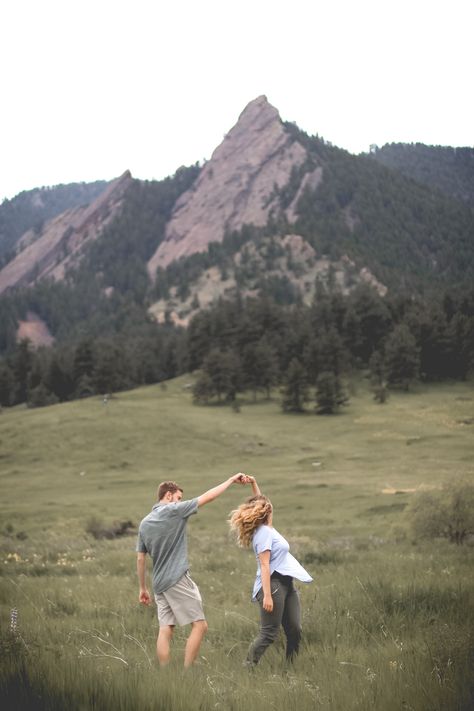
left=228, top=495, right=273, bottom=548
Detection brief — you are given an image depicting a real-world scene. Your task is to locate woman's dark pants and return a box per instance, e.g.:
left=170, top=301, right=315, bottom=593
left=247, top=573, right=302, bottom=665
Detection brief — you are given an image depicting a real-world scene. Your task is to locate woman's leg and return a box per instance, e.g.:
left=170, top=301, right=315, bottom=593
left=281, top=585, right=302, bottom=662
left=246, top=582, right=286, bottom=665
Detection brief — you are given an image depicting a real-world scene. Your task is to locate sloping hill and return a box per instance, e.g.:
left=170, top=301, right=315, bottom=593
left=370, top=143, right=474, bottom=206
left=0, top=180, right=108, bottom=263
left=0, top=172, right=132, bottom=295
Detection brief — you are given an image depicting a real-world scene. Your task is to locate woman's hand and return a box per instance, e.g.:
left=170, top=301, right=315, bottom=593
left=245, top=475, right=261, bottom=496
left=235, top=473, right=250, bottom=484
left=263, top=594, right=274, bottom=612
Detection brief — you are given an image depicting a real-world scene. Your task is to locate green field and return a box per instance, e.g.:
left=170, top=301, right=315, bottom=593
left=1, top=377, right=473, bottom=710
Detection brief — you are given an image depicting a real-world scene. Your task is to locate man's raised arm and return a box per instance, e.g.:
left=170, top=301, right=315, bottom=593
left=197, top=473, right=244, bottom=507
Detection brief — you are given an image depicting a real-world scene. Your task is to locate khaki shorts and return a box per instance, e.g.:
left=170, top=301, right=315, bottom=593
left=154, top=572, right=205, bottom=626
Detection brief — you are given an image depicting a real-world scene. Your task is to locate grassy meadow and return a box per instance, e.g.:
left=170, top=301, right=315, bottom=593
left=0, top=376, right=473, bottom=710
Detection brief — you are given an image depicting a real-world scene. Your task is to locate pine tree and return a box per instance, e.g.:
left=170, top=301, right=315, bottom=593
left=343, top=285, right=392, bottom=364
left=93, top=340, right=130, bottom=394
left=9, top=339, right=33, bottom=404
left=315, top=370, right=347, bottom=414
left=28, top=383, right=59, bottom=408
left=0, top=361, right=14, bottom=406
left=448, top=313, right=474, bottom=380
left=45, top=352, right=74, bottom=401
left=369, top=350, right=388, bottom=403
left=73, top=339, right=95, bottom=391
left=242, top=339, right=279, bottom=399
left=202, top=349, right=242, bottom=402
left=192, top=372, right=214, bottom=404
left=281, top=358, right=309, bottom=412
left=385, top=324, right=420, bottom=390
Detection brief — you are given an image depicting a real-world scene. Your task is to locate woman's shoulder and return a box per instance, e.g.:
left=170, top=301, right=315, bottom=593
left=252, top=524, right=273, bottom=541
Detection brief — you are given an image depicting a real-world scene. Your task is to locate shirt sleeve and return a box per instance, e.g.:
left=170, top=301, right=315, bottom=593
left=253, top=526, right=273, bottom=555
left=136, top=531, right=147, bottom=553
left=172, top=498, right=199, bottom=519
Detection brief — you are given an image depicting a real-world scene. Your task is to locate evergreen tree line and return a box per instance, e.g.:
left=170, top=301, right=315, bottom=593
left=189, top=283, right=474, bottom=413
left=0, top=327, right=186, bottom=408
left=0, top=283, right=472, bottom=412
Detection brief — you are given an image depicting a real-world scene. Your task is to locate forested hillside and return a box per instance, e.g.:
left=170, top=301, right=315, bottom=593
left=370, top=143, right=474, bottom=206
left=0, top=165, right=200, bottom=352
left=0, top=181, right=108, bottom=265
left=282, top=125, right=474, bottom=289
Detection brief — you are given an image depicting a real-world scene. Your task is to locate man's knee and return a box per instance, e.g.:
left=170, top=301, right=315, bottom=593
left=159, top=625, right=174, bottom=640
left=192, top=619, right=208, bottom=635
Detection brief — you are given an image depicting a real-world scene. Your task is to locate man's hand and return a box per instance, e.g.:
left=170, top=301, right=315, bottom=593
left=232, top=472, right=248, bottom=484
left=139, top=588, right=151, bottom=606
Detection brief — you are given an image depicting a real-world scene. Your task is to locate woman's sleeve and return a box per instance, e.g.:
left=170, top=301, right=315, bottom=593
left=253, top=526, right=273, bottom=554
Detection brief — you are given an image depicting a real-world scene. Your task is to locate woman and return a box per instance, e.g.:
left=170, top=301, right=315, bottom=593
left=229, top=476, right=313, bottom=666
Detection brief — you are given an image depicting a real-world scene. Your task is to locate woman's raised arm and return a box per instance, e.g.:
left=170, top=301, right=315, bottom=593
left=244, top=475, right=261, bottom=496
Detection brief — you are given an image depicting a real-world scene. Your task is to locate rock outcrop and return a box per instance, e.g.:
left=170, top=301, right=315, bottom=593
left=0, top=171, right=132, bottom=295
left=16, top=312, right=54, bottom=347
left=147, top=96, right=309, bottom=275
left=148, top=234, right=387, bottom=327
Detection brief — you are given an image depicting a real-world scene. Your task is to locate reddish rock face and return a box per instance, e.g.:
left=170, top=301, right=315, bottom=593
left=0, top=172, right=132, bottom=295
left=147, top=96, right=308, bottom=276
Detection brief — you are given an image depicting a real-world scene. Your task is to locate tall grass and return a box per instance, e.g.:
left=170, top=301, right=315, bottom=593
left=1, top=378, right=473, bottom=709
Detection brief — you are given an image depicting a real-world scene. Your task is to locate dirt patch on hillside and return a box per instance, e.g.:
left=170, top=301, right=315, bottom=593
left=17, top=312, right=54, bottom=347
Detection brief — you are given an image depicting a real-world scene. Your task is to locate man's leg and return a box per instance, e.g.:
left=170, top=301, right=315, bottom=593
left=184, top=619, right=208, bottom=668
left=157, top=624, right=174, bottom=666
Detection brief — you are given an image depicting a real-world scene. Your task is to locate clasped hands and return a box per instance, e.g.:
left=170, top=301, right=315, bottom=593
left=233, top=473, right=256, bottom=485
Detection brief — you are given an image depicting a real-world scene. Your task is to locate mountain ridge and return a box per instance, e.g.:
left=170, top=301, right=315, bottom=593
left=0, top=96, right=472, bottom=352
left=0, top=180, right=109, bottom=263
left=370, top=142, right=474, bottom=206
left=0, top=171, right=132, bottom=295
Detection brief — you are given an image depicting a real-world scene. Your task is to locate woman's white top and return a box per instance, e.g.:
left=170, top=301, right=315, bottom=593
left=251, top=524, right=313, bottom=599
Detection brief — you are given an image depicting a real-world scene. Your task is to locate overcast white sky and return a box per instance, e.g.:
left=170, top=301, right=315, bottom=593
left=1, top=0, right=472, bottom=201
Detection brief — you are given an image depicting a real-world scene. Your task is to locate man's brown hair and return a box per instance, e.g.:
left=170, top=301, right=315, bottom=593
left=157, top=481, right=183, bottom=501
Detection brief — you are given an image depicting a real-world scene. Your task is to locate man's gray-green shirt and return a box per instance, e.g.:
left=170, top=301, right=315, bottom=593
left=137, top=498, right=198, bottom=594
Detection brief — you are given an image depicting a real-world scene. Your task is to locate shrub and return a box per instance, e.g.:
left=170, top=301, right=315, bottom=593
left=407, top=478, right=474, bottom=544
left=86, top=516, right=135, bottom=540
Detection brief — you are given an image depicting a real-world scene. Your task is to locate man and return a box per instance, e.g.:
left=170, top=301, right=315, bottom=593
left=136, top=473, right=245, bottom=668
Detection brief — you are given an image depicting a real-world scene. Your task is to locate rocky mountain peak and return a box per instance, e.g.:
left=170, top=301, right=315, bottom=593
left=147, top=96, right=308, bottom=274
left=215, top=95, right=281, bottom=155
